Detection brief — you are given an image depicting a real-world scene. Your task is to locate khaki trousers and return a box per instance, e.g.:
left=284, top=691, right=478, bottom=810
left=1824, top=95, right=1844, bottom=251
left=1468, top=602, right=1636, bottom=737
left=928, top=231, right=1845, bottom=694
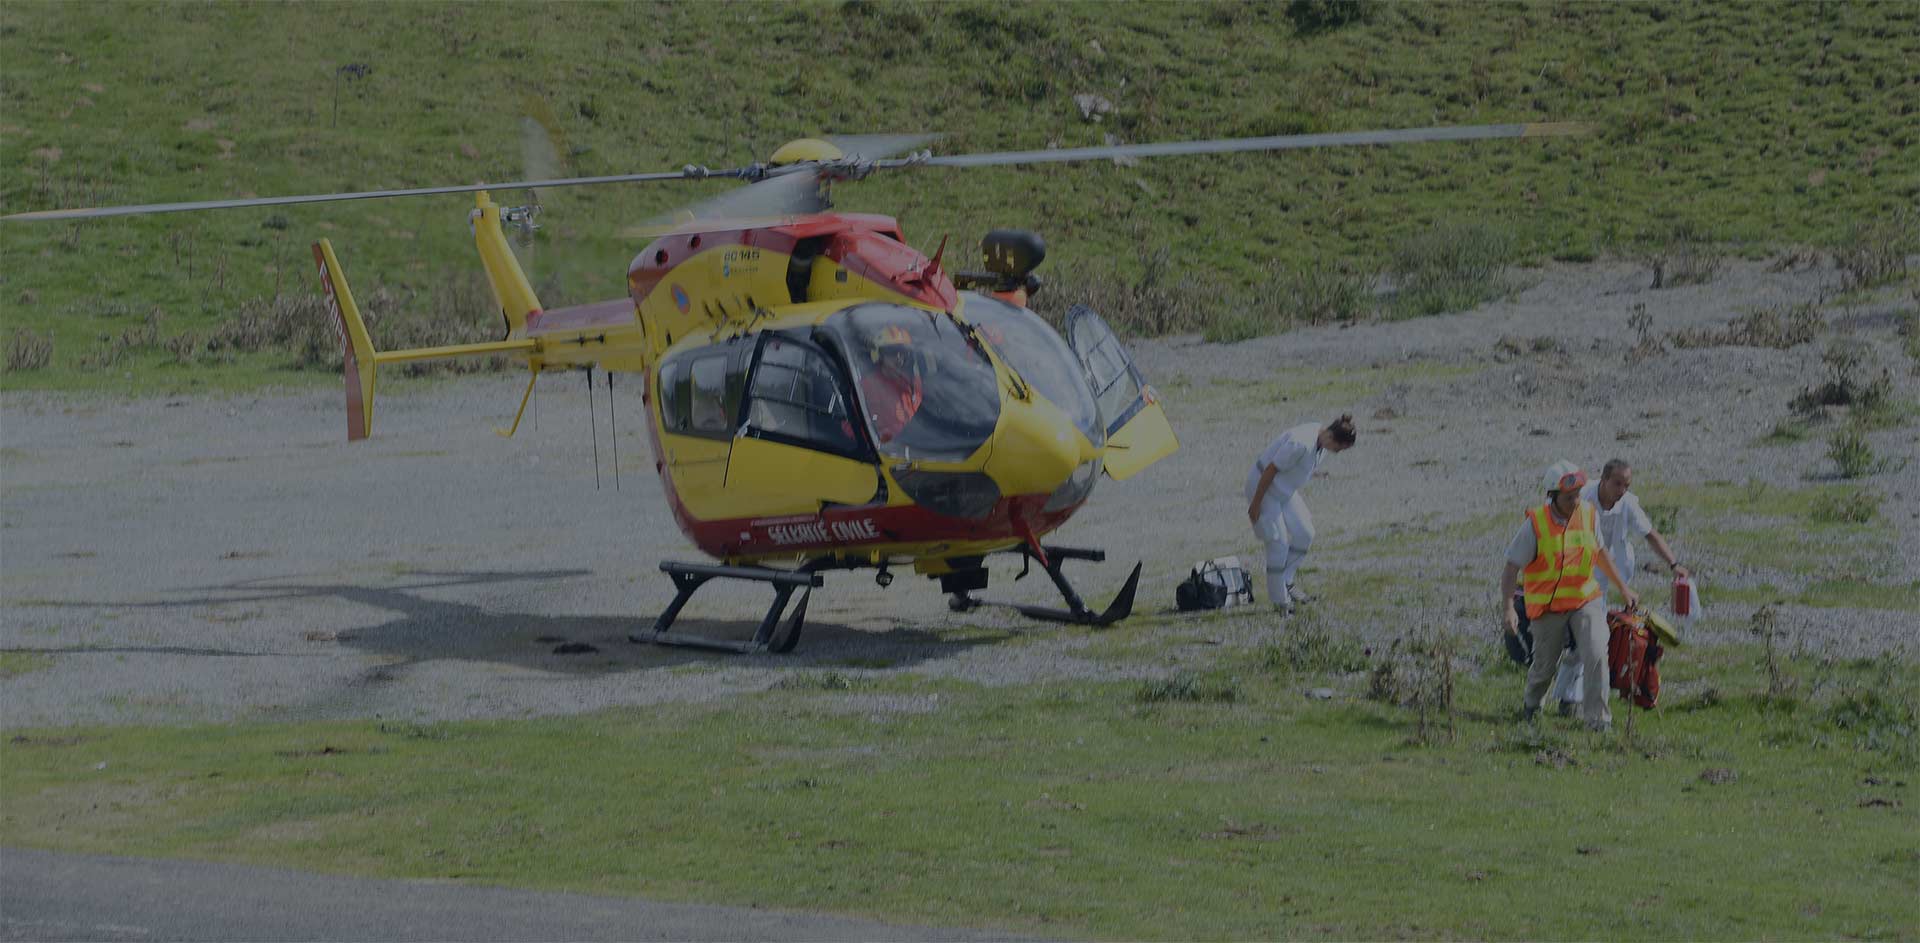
left=1523, top=598, right=1610, bottom=728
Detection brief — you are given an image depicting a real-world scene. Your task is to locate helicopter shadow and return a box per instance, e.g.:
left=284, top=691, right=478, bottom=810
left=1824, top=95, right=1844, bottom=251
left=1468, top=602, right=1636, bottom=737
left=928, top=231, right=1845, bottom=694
left=44, top=569, right=1012, bottom=678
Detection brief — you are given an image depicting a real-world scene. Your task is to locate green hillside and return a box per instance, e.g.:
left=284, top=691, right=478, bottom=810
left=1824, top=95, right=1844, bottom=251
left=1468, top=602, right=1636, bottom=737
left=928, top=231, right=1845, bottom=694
left=2, top=1, right=1916, bottom=391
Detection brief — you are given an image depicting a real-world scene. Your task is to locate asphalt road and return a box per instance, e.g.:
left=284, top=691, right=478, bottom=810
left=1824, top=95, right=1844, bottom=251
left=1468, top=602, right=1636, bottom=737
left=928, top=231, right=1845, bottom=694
left=0, top=848, right=1023, bottom=942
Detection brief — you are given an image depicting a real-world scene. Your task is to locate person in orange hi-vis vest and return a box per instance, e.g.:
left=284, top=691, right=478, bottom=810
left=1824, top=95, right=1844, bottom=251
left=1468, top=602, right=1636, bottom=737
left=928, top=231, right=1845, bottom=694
left=1547, top=458, right=1691, bottom=716
left=1497, top=460, right=1640, bottom=732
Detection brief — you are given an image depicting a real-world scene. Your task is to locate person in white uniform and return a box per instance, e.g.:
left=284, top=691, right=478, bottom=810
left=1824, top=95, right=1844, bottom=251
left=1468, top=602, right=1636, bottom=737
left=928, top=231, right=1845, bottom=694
left=1548, top=458, right=1689, bottom=713
left=1245, top=414, right=1356, bottom=614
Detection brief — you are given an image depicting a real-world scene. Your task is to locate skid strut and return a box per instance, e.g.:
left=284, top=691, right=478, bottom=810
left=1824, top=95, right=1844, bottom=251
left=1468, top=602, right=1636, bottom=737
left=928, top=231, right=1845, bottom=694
left=637, top=561, right=824, bottom=654
left=947, top=544, right=1141, bottom=626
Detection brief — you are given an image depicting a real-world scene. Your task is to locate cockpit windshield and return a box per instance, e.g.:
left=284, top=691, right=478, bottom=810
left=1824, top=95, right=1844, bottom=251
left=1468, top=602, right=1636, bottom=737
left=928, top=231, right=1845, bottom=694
left=826, top=303, right=1001, bottom=462
left=958, top=293, right=1104, bottom=448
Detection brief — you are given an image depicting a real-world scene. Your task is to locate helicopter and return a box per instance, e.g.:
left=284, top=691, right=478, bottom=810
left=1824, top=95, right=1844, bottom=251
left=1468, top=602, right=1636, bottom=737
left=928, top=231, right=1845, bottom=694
left=6, top=122, right=1586, bottom=653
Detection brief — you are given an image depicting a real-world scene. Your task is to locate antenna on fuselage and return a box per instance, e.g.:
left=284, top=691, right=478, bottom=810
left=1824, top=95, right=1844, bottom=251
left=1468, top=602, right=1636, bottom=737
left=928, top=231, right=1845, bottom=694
left=607, top=370, right=620, bottom=492
left=586, top=367, right=600, bottom=491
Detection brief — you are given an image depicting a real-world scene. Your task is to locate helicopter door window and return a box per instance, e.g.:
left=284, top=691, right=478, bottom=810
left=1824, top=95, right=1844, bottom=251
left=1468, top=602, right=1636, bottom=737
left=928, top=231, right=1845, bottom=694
left=657, top=359, right=691, bottom=433
left=1067, top=306, right=1147, bottom=436
left=688, top=353, right=734, bottom=438
left=744, top=335, right=862, bottom=457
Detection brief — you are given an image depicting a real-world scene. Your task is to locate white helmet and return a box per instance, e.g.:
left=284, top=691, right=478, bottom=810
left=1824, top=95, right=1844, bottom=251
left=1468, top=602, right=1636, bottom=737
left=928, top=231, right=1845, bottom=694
left=1544, top=459, right=1587, bottom=494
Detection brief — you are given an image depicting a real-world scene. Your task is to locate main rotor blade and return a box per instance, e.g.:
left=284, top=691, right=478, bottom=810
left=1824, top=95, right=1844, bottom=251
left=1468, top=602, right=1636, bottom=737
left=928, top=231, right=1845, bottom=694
left=3, top=168, right=748, bottom=222
left=634, top=169, right=827, bottom=234
left=909, top=122, right=1590, bottom=169
left=519, top=115, right=567, bottom=195
left=823, top=133, right=940, bottom=160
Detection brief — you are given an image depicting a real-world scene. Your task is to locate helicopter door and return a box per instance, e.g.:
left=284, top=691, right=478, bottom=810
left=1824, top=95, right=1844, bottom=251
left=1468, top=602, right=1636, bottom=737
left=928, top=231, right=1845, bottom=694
left=655, top=343, right=750, bottom=521
left=1065, top=304, right=1179, bottom=481
left=724, top=334, right=879, bottom=518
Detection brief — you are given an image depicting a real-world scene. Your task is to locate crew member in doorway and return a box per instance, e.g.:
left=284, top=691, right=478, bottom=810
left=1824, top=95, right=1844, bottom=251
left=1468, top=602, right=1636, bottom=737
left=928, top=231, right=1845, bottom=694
left=1547, top=458, right=1690, bottom=715
left=1245, top=414, right=1356, bottom=615
left=861, top=324, right=923, bottom=444
left=1499, top=461, right=1639, bottom=732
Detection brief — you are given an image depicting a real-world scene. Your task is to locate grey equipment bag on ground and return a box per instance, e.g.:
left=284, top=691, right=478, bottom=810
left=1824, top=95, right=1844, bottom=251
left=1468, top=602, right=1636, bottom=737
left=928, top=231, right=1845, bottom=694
left=1176, top=556, right=1254, bottom=611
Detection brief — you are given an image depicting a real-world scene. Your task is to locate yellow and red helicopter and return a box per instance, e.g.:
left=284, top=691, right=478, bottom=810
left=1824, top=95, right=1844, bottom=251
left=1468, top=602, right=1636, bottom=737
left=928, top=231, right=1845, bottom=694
left=7, top=123, right=1584, bottom=652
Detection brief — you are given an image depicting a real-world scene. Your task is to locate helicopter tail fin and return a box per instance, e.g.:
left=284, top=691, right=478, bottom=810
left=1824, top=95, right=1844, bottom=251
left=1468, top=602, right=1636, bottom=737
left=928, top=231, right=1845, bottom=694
left=313, top=239, right=378, bottom=441
left=473, top=191, right=541, bottom=337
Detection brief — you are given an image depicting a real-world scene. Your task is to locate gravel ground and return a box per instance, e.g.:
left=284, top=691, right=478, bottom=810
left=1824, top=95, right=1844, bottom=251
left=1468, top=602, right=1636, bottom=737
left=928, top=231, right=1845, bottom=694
left=3, top=258, right=1916, bottom=727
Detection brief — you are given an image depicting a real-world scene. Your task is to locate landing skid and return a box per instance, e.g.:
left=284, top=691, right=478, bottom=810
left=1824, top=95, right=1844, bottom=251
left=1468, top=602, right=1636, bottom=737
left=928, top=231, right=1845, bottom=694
left=947, top=544, right=1141, bottom=627
left=637, top=561, right=822, bottom=654
left=640, top=544, right=1140, bottom=654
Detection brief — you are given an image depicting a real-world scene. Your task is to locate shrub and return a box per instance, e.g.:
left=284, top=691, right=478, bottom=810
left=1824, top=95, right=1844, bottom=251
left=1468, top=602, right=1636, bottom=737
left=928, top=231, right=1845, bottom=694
left=5, top=329, right=53, bottom=371
left=1640, top=222, right=1723, bottom=289
left=1809, top=488, right=1881, bottom=525
left=1625, top=303, right=1663, bottom=362
left=1826, top=427, right=1880, bottom=479
left=210, top=293, right=337, bottom=367
left=1900, top=305, right=1919, bottom=366
left=1792, top=340, right=1870, bottom=413
left=1366, top=644, right=1408, bottom=704
left=163, top=331, right=203, bottom=365
left=1256, top=263, right=1372, bottom=326
left=79, top=310, right=163, bottom=370
left=1198, top=264, right=1371, bottom=343
left=774, top=671, right=856, bottom=691
left=1285, top=0, right=1374, bottom=33
left=1386, top=221, right=1513, bottom=318
left=1260, top=614, right=1370, bottom=675
left=1851, top=369, right=1903, bottom=428
left=1760, top=417, right=1811, bottom=445
left=1833, top=208, right=1917, bottom=292
left=1203, top=310, right=1267, bottom=344
left=1135, top=672, right=1238, bottom=704
left=1668, top=303, right=1822, bottom=350
left=1032, top=247, right=1220, bottom=337
left=1824, top=681, right=1917, bottom=760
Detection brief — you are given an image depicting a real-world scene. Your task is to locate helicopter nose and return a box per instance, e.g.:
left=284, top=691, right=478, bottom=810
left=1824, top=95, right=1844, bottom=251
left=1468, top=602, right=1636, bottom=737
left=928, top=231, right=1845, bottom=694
left=983, top=393, right=1093, bottom=498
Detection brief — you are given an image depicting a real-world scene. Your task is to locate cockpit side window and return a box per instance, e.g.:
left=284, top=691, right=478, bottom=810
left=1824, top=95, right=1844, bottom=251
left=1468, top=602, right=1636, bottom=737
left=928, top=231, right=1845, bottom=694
left=826, top=303, right=1001, bottom=463
left=744, top=334, right=865, bottom=459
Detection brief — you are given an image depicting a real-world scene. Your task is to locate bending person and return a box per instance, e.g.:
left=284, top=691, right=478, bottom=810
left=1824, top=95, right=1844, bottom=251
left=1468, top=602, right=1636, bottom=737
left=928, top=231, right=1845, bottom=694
left=1245, top=414, right=1356, bottom=615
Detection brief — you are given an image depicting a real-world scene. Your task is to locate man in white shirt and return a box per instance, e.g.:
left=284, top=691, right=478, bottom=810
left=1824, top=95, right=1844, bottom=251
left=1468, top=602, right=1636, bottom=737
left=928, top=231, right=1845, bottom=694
left=1549, top=458, right=1690, bottom=713
left=1245, top=414, right=1356, bottom=615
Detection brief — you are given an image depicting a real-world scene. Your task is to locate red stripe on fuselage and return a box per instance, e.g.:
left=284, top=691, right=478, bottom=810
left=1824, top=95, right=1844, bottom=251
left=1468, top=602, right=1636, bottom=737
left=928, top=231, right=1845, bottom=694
left=677, top=494, right=1084, bottom=561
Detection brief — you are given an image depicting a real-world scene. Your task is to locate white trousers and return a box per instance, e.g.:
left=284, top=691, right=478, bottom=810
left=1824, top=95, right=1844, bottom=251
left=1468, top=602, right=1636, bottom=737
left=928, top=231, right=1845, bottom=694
left=1258, top=491, right=1314, bottom=604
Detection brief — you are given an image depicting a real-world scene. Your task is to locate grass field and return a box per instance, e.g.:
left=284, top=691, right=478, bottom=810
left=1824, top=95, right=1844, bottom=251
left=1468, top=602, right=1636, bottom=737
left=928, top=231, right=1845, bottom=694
left=4, top=1, right=1918, bottom=391
left=3, top=639, right=1914, bottom=940
left=4, top=4, right=1918, bottom=936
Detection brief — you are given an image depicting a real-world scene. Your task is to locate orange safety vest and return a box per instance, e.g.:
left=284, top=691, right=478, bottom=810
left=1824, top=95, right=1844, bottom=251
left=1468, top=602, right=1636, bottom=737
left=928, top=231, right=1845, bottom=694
left=1520, top=502, right=1601, bottom=619
left=862, top=371, right=923, bottom=443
